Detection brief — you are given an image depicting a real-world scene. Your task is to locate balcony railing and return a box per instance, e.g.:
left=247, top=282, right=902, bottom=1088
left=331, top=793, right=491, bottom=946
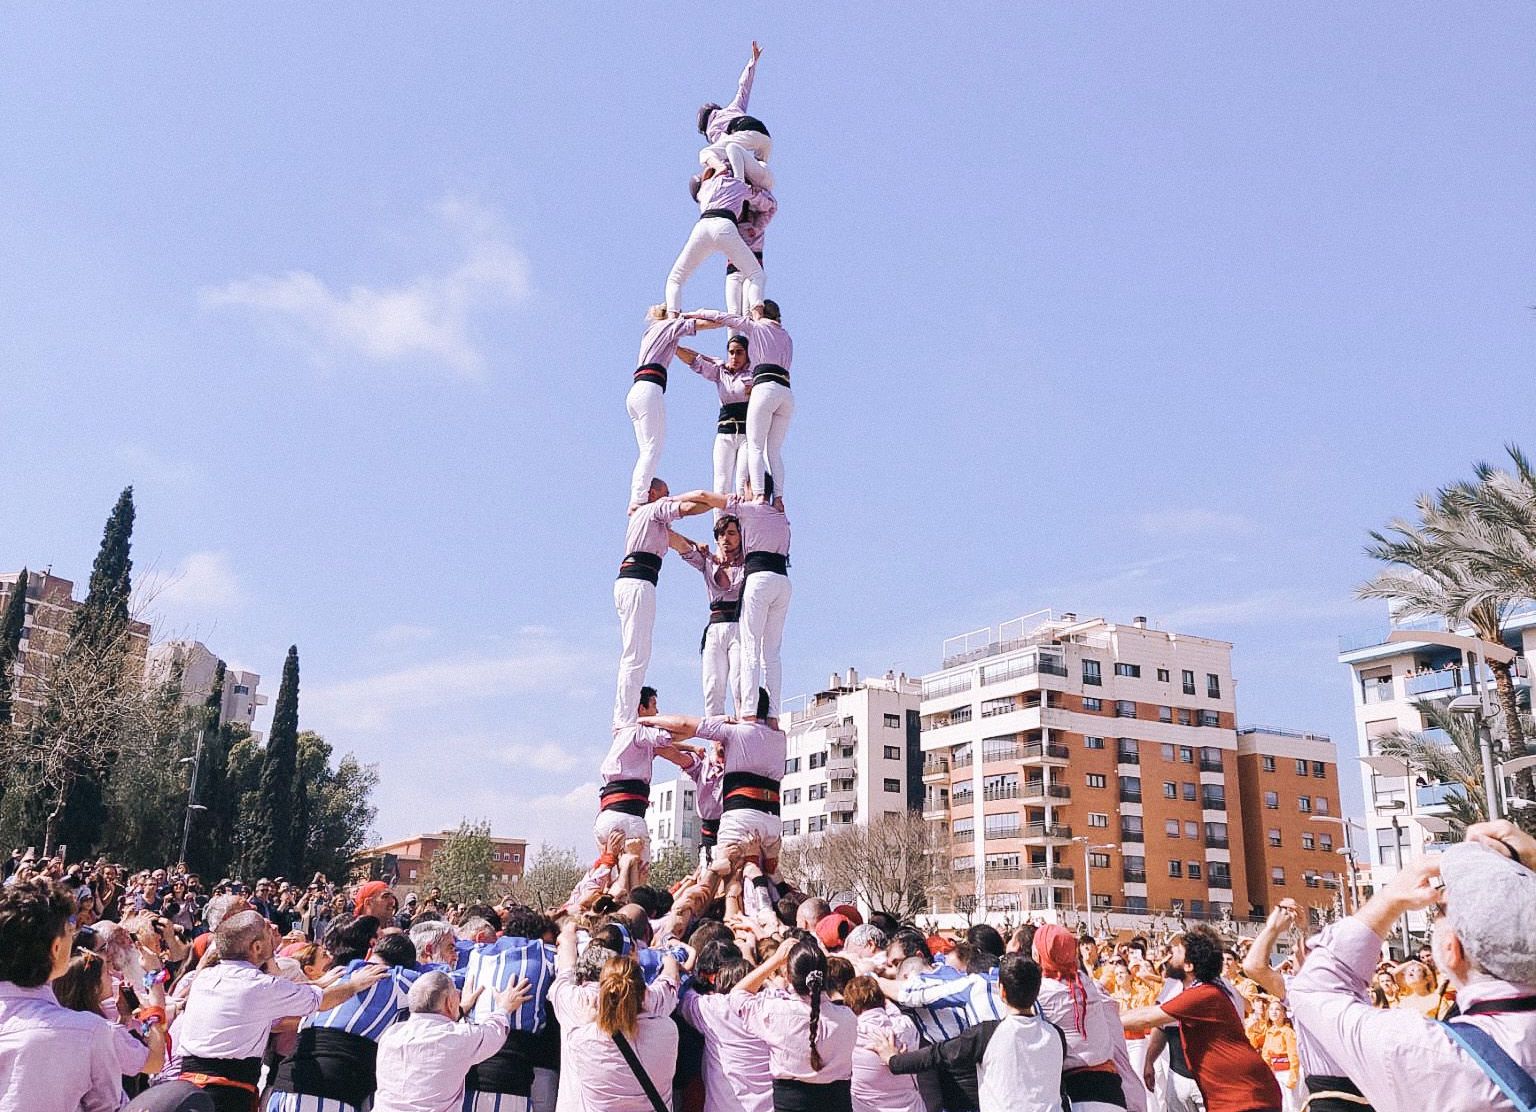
left=1024, top=866, right=1074, bottom=882
left=1204, top=835, right=1230, bottom=850
left=983, top=745, right=1021, bottom=764
left=984, top=826, right=1022, bottom=841
left=1116, top=750, right=1140, bottom=765
left=1208, top=875, right=1233, bottom=890
left=1119, top=789, right=1143, bottom=803
left=951, top=830, right=975, bottom=844
left=953, top=754, right=974, bottom=770
left=986, top=866, right=1021, bottom=879
left=922, top=758, right=949, bottom=779
left=1122, top=868, right=1147, bottom=884
left=1120, top=828, right=1144, bottom=843
left=983, top=786, right=1020, bottom=802
left=1023, top=782, right=1071, bottom=801
left=1021, top=741, right=1071, bottom=761
left=1199, top=758, right=1224, bottom=773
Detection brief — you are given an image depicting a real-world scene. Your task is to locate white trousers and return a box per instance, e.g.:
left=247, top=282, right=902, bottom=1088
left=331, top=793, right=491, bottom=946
left=700, top=139, right=774, bottom=188
left=613, top=578, right=655, bottom=726
left=625, top=380, right=665, bottom=508
left=593, top=811, right=650, bottom=859
left=666, top=217, right=764, bottom=314
left=713, top=431, right=747, bottom=501
left=738, top=571, right=791, bottom=717
left=703, top=620, right=741, bottom=717
left=745, top=381, right=793, bottom=499
left=714, top=808, right=782, bottom=865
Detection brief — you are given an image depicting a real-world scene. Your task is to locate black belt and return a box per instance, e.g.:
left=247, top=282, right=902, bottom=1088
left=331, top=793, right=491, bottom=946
left=723, top=770, right=781, bottom=815
left=700, top=207, right=740, bottom=223
left=725, top=249, right=765, bottom=276
left=617, top=550, right=662, bottom=584
left=600, top=778, right=650, bottom=817
left=1063, top=1068, right=1125, bottom=1105
left=182, top=1055, right=263, bottom=1088
left=744, top=550, right=788, bottom=577
left=700, top=818, right=720, bottom=843
left=772, top=1078, right=849, bottom=1112
left=468, top=1028, right=541, bottom=1096
left=709, top=598, right=741, bottom=623
left=633, top=362, right=668, bottom=391
left=271, top=1027, right=378, bottom=1106
left=1305, top=1074, right=1373, bottom=1111
left=726, top=114, right=771, bottom=138
left=753, top=363, right=790, bottom=388
left=717, top=401, right=748, bottom=434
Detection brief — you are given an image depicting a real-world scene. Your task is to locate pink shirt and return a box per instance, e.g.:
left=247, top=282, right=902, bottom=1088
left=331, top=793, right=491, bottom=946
left=694, top=313, right=792, bottom=373
left=680, top=751, right=726, bottom=822
left=705, top=55, right=758, bottom=144
left=738, top=186, right=776, bottom=252
left=623, top=497, right=684, bottom=560
left=637, top=316, right=697, bottom=370
left=372, top=1010, right=510, bottom=1112
left=698, top=172, right=753, bottom=218
left=681, top=548, right=744, bottom=606
left=551, top=969, right=679, bottom=1111
left=110, top=1021, right=150, bottom=1075
left=678, top=987, right=773, bottom=1112
left=696, top=717, right=786, bottom=781
left=731, top=989, right=857, bottom=1083
left=726, top=497, right=790, bottom=558
left=853, top=1005, right=924, bottom=1112
left=0, top=982, right=124, bottom=1112
left=1035, top=973, right=1118, bottom=1070
left=1289, top=916, right=1536, bottom=1112
left=600, top=723, right=671, bottom=784
left=688, top=353, right=752, bottom=407
left=177, top=959, right=323, bottom=1060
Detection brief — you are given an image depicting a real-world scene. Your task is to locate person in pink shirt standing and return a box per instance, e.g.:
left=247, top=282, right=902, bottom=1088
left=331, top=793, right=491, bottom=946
left=666, top=164, right=765, bottom=315
left=626, top=308, right=699, bottom=511
left=842, top=976, right=925, bottom=1112
left=685, top=305, right=793, bottom=504
left=728, top=184, right=776, bottom=317
left=677, top=336, right=753, bottom=504
left=678, top=515, right=745, bottom=718
left=678, top=957, right=774, bottom=1112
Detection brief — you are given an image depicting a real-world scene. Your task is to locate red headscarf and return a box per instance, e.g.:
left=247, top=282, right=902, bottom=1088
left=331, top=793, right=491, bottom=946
left=353, top=880, right=390, bottom=916
left=1034, top=923, right=1088, bottom=1035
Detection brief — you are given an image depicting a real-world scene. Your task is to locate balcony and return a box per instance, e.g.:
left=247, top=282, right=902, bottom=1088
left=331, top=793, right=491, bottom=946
left=921, top=758, right=950, bottom=782
left=1116, top=750, right=1140, bottom=766
left=984, top=825, right=1023, bottom=841
left=1361, top=682, right=1395, bottom=705
left=1020, top=740, right=1071, bottom=764
left=1199, top=758, right=1224, bottom=773
left=951, top=829, right=975, bottom=845
left=1119, top=788, right=1143, bottom=804
left=952, top=790, right=974, bottom=808
left=1023, top=866, right=1074, bottom=883
left=953, top=753, right=974, bottom=770
left=1021, top=822, right=1073, bottom=845
left=1021, top=782, right=1071, bottom=804
left=985, top=866, right=1021, bottom=879
left=1120, top=828, right=1144, bottom=843
left=1207, top=875, right=1233, bottom=890
left=982, top=744, right=1021, bottom=765
left=1204, top=835, right=1230, bottom=850
left=982, top=785, right=1020, bottom=802
left=922, top=801, right=948, bottom=820
left=1123, top=867, right=1148, bottom=884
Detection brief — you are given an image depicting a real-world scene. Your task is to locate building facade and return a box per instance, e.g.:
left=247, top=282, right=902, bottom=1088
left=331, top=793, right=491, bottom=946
left=364, top=831, right=529, bottom=895
left=920, top=612, right=1248, bottom=921
left=1235, top=725, right=1347, bottom=920
left=647, top=777, right=700, bottom=859
left=781, top=670, right=923, bottom=840
left=146, top=640, right=266, bottom=738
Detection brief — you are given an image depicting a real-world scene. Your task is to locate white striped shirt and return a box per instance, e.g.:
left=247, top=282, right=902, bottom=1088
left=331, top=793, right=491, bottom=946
left=465, top=938, right=557, bottom=1034
left=300, top=960, right=418, bottom=1043
left=898, top=968, right=1005, bottom=1044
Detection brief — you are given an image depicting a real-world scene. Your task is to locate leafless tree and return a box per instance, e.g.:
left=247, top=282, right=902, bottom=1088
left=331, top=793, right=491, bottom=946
left=781, top=812, right=945, bottom=922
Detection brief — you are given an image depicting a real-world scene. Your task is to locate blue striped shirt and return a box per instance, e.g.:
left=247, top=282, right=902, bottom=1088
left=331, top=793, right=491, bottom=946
left=464, top=937, right=557, bottom=1033
left=899, top=966, right=1005, bottom=1044
left=300, top=960, right=420, bottom=1042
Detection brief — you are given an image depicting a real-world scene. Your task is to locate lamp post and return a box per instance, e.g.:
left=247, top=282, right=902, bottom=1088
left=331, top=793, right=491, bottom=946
left=178, top=721, right=209, bottom=867
left=1072, top=836, right=1116, bottom=931
left=1308, top=815, right=1365, bottom=912
left=1375, top=799, right=1412, bottom=957
left=1448, top=693, right=1502, bottom=822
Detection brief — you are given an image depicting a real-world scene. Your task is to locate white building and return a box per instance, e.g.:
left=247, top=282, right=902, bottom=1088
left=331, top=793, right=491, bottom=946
left=647, top=777, right=700, bottom=859
left=145, top=640, right=267, bottom=738
left=781, top=669, right=923, bottom=841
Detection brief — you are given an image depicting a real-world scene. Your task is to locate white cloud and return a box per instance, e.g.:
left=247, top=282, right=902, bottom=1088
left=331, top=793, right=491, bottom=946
left=491, top=742, right=583, bottom=774
left=1134, top=509, right=1255, bottom=537
left=200, top=197, right=530, bottom=376
left=375, top=623, right=436, bottom=647
left=141, top=551, right=245, bottom=612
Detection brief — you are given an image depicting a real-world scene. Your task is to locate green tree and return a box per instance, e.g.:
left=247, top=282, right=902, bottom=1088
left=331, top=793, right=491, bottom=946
left=646, top=844, right=697, bottom=891
left=426, top=820, right=495, bottom=904
left=0, top=569, right=28, bottom=727
left=249, top=646, right=300, bottom=878
left=509, top=843, right=586, bottom=912
left=293, top=731, right=378, bottom=883
left=1373, top=701, right=1492, bottom=836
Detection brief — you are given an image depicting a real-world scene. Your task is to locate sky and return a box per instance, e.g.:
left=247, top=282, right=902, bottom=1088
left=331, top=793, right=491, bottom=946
left=3, top=5, right=1533, bottom=854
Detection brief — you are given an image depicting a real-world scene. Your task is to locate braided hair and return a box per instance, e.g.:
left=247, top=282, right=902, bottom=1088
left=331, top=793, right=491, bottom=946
left=787, top=938, right=828, bottom=1071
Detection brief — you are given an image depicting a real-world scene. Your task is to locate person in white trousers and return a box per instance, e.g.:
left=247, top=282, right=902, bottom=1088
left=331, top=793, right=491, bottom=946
left=696, top=42, right=774, bottom=187
left=678, top=514, right=744, bottom=717
left=676, top=334, right=752, bottom=505
left=626, top=307, right=698, bottom=510
left=665, top=163, right=764, bottom=315
left=613, top=478, right=715, bottom=727
left=686, top=302, right=793, bottom=501
left=726, top=184, right=775, bottom=317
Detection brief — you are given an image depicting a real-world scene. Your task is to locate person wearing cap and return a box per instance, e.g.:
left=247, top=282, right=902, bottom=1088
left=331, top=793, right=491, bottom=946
left=818, top=913, right=854, bottom=952
left=1286, top=842, right=1536, bottom=1112
left=664, top=159, right=766, bottom=316
left=395, top=892, right=418, bottom=931
left=625, top=306, right=700, bottom=511
left=678, top=516, right=745, bottom=718
left=677, top=335, right=753, bottom=505
left=354, top=881, right=398, bottom=922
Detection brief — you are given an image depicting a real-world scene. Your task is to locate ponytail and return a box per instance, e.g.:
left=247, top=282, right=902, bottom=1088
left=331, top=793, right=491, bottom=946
left=595, top=955, right=644, bottom=1041
left=806, top=968, right=825, bottom=1071
left=787, top=938, right=829, bottom=1072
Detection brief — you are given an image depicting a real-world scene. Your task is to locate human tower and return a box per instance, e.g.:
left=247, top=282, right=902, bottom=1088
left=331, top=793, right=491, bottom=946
left=565, top=43, right=793, bottom=913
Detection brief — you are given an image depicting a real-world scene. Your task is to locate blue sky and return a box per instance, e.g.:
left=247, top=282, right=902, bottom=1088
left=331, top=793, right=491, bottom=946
left=3, top=6, right=1533, bottom=852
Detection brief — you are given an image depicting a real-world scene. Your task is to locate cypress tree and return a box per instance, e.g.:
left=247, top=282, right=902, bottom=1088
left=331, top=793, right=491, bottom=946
left=0, top=568, right=28, bottom=726
left=250, top=646, right=300, bottom=878
left=183, top=662, right=225, bottom=877
left=73, top=488, right=135, bottom=654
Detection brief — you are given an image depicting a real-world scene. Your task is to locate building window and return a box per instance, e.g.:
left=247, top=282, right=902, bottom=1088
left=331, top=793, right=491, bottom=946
left=1261, top=755, right=1276, bottom=772
left=1264, top=791, right=1279, bottom=809
left=883, top=778, right=900, bottom=793
left=1169, top=860, right=1183, bottom=878
left=1299, top=796, right=1313, bottom=814
left=1180, top=746, right=1194, bottom=764
left=1272, top=867, right=1286, bottom=886
left=1182, top=670, right=1196, bottom=695
left=1086, top=774, right=1107, bottom=788
left=1199, top=710, right=1220, bottom=727
left=783, top=788, right=802, bottom=805
left=785, top=757, right=802, bottom=774
left=1159, top=706, right=1172, bottom=723
left=1320, top=834, right=1333, bottom=852
left=409, top=868, right=418, bottom=879
left=1085, top=736, right=1105, bottom=749
left=809, top=752, right=826, bottom=770
left=1089, top=852, right=1111, bottom=868
left=1301, top=832, right=1315, bottom=850
left=884, top=745, right=901, bottom=760
left=1268, top=828, right=1282, bottom=847
left=1115, top=663, right=1141, bottom=678
left=1188, top=861, right=1202, bottom=880
left=1177, top=708, right=1192, bottom=726
left=1083, top=659, right=1103, bottom=685
left=1161, top=744, right=1175, bottom=761
left=1116, top=700, right=1138, bottom=718
left=1316, top=797, right=1330, bottom=815
left=1206, top=674, right=1221, bottom=698
left=1182, top=782, right=1197, bottom=802
left=1184, top=820, right=1199, bottom=838
left=809, top=784, right=827, bottom=801
left=1304, top=871, right=1320, bottom=889
left=1157, top=668, right=1171, bottom=682
left=1120, top=776, right=1142, bottom=801
left=784, top=819, right=801, bottom=836
left=1163, top=781, right=1178, bottom=799
left=1296, top=759, right=1309, bottom=776
left=1117, top=738, right=1138, bottom=763
left=1083, top=697, right=1102, bottom=711
left=1165, top=819, right=1181, bottom=837
left=1088, top=813, right=1109, bottom=828
left=1201, top=785, right=1226, bottom=809
left=1126, top=896, right=1149, bottom=913
left=884, top=713, right=902, bottom=728
left=1313, top=761, right=1327, bottom=778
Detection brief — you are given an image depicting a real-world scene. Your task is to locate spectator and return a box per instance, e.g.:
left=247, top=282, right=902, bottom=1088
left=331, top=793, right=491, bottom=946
left=353, top=882, right=399, bottom=923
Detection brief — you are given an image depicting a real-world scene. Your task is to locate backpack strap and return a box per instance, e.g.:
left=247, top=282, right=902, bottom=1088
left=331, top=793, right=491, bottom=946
left=612, top=1029, right=670, bottom=1112
left=1440, top=1020, right=1536, bottom=1112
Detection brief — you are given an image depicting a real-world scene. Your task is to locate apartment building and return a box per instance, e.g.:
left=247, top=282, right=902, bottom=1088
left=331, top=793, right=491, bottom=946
left=647, top=777, right=701, bottom=859
left=1338, top=602, right=1536, bottom=905
left=781, top=670, right=923, bottom=840
left=1235, top=726, right=1347, bottom=920
left=363, top=831, right=528, bottom=896
left=0, top=569, right=151, bottom=721
left=921, top=612, right=1248, bottom=921
left=146, top=640, right=267, bottom=737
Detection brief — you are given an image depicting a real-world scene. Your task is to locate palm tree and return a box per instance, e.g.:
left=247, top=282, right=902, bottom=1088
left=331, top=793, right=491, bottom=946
left=1372, top=701, right=1488, bottom=837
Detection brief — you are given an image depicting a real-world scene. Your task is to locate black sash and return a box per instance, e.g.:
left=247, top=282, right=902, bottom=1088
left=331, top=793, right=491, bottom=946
left=709, top=598, right=741, bottom=623
left=700, top=207, right=740, bottom=223
left=700, top=818, right=720, bottom=844
left=717, top=401, right=748, bottom=434
left=618, top=551, right=663, bottom=584
left=1063, top=1067, right=1126, bottom=1106
left=726, top=114, right=771, bottom=138
left=467, top=1028, right=541, bottom=1096
left=271, top=1026, right=379, bottom=1106
left=744, top=550, right=788, bottom=578
left=600, top=778, right=651, bottom=817
left=723, top=770, right=781, bottom=815
left=181, top=1056, right=263, bottom=1088
left=772, top=1078, right=850, bottom=1112
left=633, top=362, right=668, bottom=391
left=752, top=363, right=790, bottom=388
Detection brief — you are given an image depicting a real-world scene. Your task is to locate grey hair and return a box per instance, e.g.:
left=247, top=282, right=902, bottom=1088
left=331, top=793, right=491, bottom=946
left=410, top=920, right=456, bottom=960
left=457, top=917, right=494, bottom=940
left=846, top=924, right=887, bottom=953
left=407, top=970, right=457, bottom=1014
left=204, top=893, right=243, bottom=931
left=213, top=911, right=269, bottom=960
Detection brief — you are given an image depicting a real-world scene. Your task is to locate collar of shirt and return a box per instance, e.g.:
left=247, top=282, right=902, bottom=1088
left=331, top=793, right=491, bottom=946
left=1453, top=975, right=1536, bottom=1012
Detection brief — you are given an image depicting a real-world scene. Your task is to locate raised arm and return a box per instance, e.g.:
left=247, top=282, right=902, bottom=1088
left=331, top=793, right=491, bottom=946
left=1242, top=901, right=1297, bottom=999
left=733, top=937, right=794, bottom=994
left=725, top=42, right=761, bottom=114
left=639, top=714, right=702, bottom=741
left=556, top=921, right=579, bottom=972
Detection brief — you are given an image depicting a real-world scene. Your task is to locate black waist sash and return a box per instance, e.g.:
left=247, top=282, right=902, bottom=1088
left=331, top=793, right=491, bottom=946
left=633, top=362, right=668, bottom=391
left=723, top=770, right=781, bottom=815
left=726, top=114, right=771, bottom=138
left=772, top=1078, right=850, bottom=1112
left=617, top=551, right=663, bottom=584
left=700, top=207, right=740, bottom=223
left=700, top=818, right=720, bottom=844
left=744, top=550, right=788, bottom=578
left=1304, top=1074, right=1372, bottom=1111
left=717, top=401, right=748, bottom=434
left=1063, top=1067, right=1126, bottom=1106
left=271, top=1027, right=378, bottom=1106
left=182, top=1056, right=263, bottom=1088
left=600, top=778, right=651, bottom=817
left=752, top=363, right=790, bottom=388
left=468, top=1028, right=540, bottom=1096
left=709, top=598, right=741, bottom=623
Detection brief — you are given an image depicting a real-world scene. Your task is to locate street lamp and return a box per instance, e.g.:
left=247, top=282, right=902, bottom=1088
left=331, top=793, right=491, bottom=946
left=1449, top=694, right=1502, bottom=823
left=1308, top=815, right=1365, bottom=912
left=1375, top=799, right=1413, bottom=956
left=1072, top=836, right=1116, bottom=930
